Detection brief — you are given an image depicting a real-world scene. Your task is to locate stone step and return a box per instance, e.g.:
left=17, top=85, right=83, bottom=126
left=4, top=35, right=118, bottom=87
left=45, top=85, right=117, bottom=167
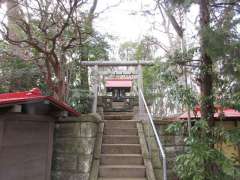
left=104, top=115, right=134, bottom=120
left=104, top=112, right=134, bottom=116
left=103, top=135, right=139, bottom=144
left=104, top=120, right=137, bottom=129
left=98, top=178, right=146, bottom=180
left=102, top=144, right=141, bottom=154
left=99, top=165, right=146, bottom=178
left=100, top=154, right=143, bottom=165
left=104, top=128, right=138, bottom=136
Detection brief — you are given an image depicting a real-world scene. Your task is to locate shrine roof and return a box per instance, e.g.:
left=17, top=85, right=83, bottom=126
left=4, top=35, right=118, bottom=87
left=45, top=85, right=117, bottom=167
left=0, top=88, right=80, bottom=116
left=106, top=78, right=132, bottom=88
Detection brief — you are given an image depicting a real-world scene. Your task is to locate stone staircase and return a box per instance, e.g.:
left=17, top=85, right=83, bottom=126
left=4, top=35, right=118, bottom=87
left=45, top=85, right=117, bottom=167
left=98, top=111, right=153, bottom=180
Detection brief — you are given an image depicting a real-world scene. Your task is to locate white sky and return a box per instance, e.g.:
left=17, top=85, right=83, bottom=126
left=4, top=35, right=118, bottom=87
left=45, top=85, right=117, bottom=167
left=94, top=0, right=157, bottom=59
left=95, top=0, right=199, bottom=59
left=95, top=0, right=154, bottom=42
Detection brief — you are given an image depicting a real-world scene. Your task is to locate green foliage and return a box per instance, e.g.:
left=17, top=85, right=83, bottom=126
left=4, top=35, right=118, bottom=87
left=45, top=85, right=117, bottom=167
left=226, top=128, right=240, bottom=165
left=0, top=56, right=46, bottom=93
left=118, top=41, right=138, bottom=61
left=85, top=32, right=111, bottom=61
left=172, top=84, right=198, bottom=109
left=203, top=27, right=235, bottom=60
left=143, top=60, right=198, bottom=114
left=119, top=36, right=157, bottom=61
left=214, top=66, right=240, bottom=112
left=68, top=89, right=93, bottom=113
left=166, top=120, right=240, bottom=179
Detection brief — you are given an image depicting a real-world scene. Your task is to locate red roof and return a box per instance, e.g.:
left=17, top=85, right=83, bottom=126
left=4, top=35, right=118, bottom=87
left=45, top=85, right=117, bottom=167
left=0, top=88, right=80, bottom=116
left=179, top=106, right=240, bottom=120
left=106, top=78, right=132, bottom=88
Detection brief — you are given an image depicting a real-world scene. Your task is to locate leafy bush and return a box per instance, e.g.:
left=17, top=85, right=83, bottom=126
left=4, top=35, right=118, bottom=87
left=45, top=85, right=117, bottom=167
left=68, top=89, right=94, bottom=113
left=166, top=120, right=240, bottom=180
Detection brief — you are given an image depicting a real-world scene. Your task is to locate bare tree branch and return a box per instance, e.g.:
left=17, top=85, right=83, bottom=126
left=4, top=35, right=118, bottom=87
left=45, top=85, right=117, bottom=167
left=0, top=0, right=99, bottom=100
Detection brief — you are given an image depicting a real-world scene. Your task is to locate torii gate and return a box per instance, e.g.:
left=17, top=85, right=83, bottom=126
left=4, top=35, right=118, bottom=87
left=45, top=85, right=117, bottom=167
left=80, top=61, right=154, bottom=113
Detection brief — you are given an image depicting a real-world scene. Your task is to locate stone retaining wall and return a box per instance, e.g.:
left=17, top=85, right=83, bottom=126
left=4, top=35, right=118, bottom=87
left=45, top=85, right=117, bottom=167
left=145, top=120, right=186, bottom=180
left=51, top=114, right=101, bottom=180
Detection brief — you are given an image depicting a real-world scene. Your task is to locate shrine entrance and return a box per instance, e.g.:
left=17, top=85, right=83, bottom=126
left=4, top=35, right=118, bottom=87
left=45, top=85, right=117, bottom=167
left=104, top=77, right=134, bottom=111
left=105, top=78, right=131, bottom=111
left=80, top=61, right=153, bottom=112
left=106, top=78, right=132, bottom=102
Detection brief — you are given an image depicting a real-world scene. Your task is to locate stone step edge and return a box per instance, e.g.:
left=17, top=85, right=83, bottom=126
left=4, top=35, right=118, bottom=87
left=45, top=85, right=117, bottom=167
left=104, top=115, right=134, bottom=116
left=103, top=114, right=135, bottom=117
left=102, top=144, right=141, bottom=146
left=100, top=119, right=140, bottom=122
left=99, top=165, right=145, bottom=168
left=104, top=128, right=138, bottom=130
left=103, top=135, right=139, bottom=138
left=98, top=178, right=146, bottom=180
left=100, top=154, right=143, bottom=157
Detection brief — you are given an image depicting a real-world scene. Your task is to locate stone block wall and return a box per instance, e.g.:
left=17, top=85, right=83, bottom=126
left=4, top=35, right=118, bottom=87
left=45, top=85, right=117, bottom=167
left=142, top=122, right=163, bottom=180
left=141, top=120, right=186, bottom=180
left=52, top=114, right=100, bottom=180
left=153, top=120, right=186, bottom=180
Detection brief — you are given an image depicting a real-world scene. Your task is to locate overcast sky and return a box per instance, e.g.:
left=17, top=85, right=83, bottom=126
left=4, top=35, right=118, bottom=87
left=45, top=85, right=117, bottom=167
left=95, top=0, right=154, bottom=42
left=94, top=0, right=156, bottom=59
left=95, top=0, right=199, bottom=59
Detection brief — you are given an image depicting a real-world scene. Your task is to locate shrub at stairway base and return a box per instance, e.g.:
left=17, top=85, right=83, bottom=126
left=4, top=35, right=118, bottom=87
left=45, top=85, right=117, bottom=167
left=52, top=114, right=100, bottom=180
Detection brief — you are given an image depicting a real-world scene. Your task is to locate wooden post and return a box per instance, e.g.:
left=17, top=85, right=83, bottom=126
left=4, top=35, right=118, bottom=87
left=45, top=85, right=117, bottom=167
left=0, top=119, right=4, bottom=150
left=92, top=65, right=98, bottom=113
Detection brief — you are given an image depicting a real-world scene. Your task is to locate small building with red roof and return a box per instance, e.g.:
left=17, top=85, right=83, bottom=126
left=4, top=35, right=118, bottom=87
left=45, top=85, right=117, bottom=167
left=0, top=88, right=79, bottom=180
left=0, top=87, right=79, bottom=116
left=105, top=78, right=132, bottom=102
left=101, top=78, right=136, bottom=111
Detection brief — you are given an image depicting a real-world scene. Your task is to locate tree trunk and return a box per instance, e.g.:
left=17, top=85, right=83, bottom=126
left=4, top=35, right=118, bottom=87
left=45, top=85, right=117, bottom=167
left=7, top=0, right=20, bottom=40
left=199, top=0, right=214, bottom=126
left=7, top=0, right=25, bottom=59
left=199, top=0, right=216, bottom=175
left=55, top=79, right=66, bottom=102
left=80, top=50, right=90, bottom=91
left=79, top=0, right=98, bottom=91
left=55, top=55, right=69, bottom=102
left=44, top=55, right=67, bottom=102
